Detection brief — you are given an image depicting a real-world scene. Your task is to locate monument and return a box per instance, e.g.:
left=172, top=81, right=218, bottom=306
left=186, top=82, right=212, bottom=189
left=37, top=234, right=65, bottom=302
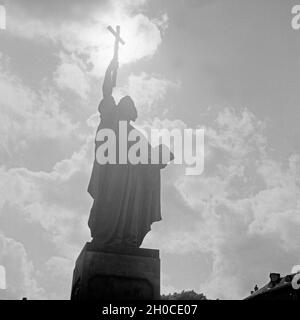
left=71, top=25, right=173, bottom=300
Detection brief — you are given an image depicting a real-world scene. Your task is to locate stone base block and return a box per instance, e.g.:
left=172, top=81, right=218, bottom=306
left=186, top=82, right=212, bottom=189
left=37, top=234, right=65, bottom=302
left=71, top=242, right=160, bottom=300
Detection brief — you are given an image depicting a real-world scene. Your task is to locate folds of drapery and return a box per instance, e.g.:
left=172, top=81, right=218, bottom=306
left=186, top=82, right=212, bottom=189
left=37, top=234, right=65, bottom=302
left=87, top=98, right=162, bottom=246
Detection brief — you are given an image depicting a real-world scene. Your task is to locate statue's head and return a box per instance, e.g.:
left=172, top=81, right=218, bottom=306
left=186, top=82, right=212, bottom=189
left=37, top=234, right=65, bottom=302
left=117, top=96, right=137, bottom=122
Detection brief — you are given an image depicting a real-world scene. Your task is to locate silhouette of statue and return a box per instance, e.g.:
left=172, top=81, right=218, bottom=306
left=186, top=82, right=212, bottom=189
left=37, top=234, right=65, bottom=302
left=87, top=27, right=173, bottom=247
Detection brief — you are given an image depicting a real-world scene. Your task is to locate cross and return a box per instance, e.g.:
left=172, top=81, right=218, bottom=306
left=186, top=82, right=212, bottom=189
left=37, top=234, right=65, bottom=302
left=107, top=25, right=125, bottom=87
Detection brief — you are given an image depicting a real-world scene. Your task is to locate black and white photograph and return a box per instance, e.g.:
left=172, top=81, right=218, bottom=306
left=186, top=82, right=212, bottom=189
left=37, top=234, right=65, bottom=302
left=0, top=0, right=299, bottom=309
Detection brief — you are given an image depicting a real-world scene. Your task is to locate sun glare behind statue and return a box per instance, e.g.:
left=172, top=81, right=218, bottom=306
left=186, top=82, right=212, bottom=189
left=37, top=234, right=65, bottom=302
left=89, top=13, right=161, bottom=73
left=118, top=18, right=161, bottom=65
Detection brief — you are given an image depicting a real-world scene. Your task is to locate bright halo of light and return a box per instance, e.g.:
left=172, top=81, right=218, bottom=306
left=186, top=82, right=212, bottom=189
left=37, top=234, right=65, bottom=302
left=87, top=7, right=161, bottom=74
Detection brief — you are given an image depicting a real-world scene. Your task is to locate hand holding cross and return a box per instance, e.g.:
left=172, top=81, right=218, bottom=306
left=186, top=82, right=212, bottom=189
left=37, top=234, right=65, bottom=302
left=107, top=25, right=125, bottom=88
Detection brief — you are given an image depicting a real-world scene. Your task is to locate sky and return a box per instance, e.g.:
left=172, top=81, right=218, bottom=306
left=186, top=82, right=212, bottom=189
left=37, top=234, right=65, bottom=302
left=0, top=0, right=300, bottom=300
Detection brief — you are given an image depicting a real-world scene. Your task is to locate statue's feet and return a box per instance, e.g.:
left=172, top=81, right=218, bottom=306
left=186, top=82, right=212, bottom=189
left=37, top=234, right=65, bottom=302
left=123, top=239, right=138, bottom=247
left=91, top=237, right=139, bottom=248
left=110, top=238, right=138, bottom=247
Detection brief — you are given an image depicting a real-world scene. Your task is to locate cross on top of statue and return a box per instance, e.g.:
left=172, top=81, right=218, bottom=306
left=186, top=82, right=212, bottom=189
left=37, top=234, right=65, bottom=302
left=107, top=25, right=125, bottom=59
left=107, top=25, right=125, bottom=87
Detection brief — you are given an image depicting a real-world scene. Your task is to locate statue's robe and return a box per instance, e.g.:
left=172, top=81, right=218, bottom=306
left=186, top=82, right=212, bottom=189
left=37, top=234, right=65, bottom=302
left=87, top=97, right=163, bottom=247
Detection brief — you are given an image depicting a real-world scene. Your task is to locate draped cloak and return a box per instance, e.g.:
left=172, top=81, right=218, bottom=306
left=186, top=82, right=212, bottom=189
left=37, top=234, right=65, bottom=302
left=87, top=97, right=163, bottom=247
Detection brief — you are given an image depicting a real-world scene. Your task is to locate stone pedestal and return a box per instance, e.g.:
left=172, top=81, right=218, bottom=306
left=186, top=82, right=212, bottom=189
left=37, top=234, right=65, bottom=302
left=71, top=242, right=160, bottom=300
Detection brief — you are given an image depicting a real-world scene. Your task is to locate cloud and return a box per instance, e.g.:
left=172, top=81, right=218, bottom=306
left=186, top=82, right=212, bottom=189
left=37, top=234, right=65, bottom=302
left=2, top=1, right=298, bottom=300
left=0, top=134, right=94, bottom=298
left=115, top=73, right=178, bottom=115
left=1, top=103, right=299, bottom=299
left=0, top=136, right=93, bottom=235
left=0, top=233, right=45, bottom=299
left=8, top=0, right=168, bottom=97
left=144, top=107, right=300, bottom=299
left=54, top=53, right=90, bottom=99
left=0, top=54, right=77, bottom=163
left=0, top=0, right=172, bottom=299
left=38, top=256, right=74, bottom=300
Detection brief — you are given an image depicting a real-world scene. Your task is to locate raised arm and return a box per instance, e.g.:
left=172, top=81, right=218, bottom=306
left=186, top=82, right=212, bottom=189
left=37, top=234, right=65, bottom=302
left=102, top=59, right=118, bottom=98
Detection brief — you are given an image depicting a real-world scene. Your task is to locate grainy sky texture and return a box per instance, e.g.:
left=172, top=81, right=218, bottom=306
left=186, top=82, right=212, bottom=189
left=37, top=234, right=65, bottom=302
left=0, top=0, right=300, bottom=299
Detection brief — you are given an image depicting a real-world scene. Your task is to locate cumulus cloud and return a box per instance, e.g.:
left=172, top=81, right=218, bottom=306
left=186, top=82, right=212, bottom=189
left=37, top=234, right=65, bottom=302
left=0, top=0, right=174, bottom=299
left=54, top=53, right=90, bottom=99
left=115, top=73, right=178, bottom=115
left=144, top=107, right=300, bottom=299
left=1, top=0, right=298, bottom=301
left=0, top=134, right=94, bottom=298
left=0, top=54, right=77, bottom=163
left=8, top=0, right=167, bottom=96
left=1, top=102, right=299, bottom=299
left=0, top=234, right=45, bottom=299
left=38, top=256, right=74, bottom=300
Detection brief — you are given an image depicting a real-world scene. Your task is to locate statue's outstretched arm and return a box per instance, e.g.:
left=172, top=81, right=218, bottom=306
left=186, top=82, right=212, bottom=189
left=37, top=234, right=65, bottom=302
left=102, top=59, right=118, bottom=98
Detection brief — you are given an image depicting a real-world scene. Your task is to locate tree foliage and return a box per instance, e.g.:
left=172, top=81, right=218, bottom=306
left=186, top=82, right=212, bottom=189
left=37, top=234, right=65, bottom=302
left=161, top=290, right=207, bottom=300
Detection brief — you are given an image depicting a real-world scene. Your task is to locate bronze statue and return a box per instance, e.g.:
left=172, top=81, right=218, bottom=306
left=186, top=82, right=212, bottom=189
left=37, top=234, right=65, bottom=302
left=87, top=26, right=173, bottom=247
